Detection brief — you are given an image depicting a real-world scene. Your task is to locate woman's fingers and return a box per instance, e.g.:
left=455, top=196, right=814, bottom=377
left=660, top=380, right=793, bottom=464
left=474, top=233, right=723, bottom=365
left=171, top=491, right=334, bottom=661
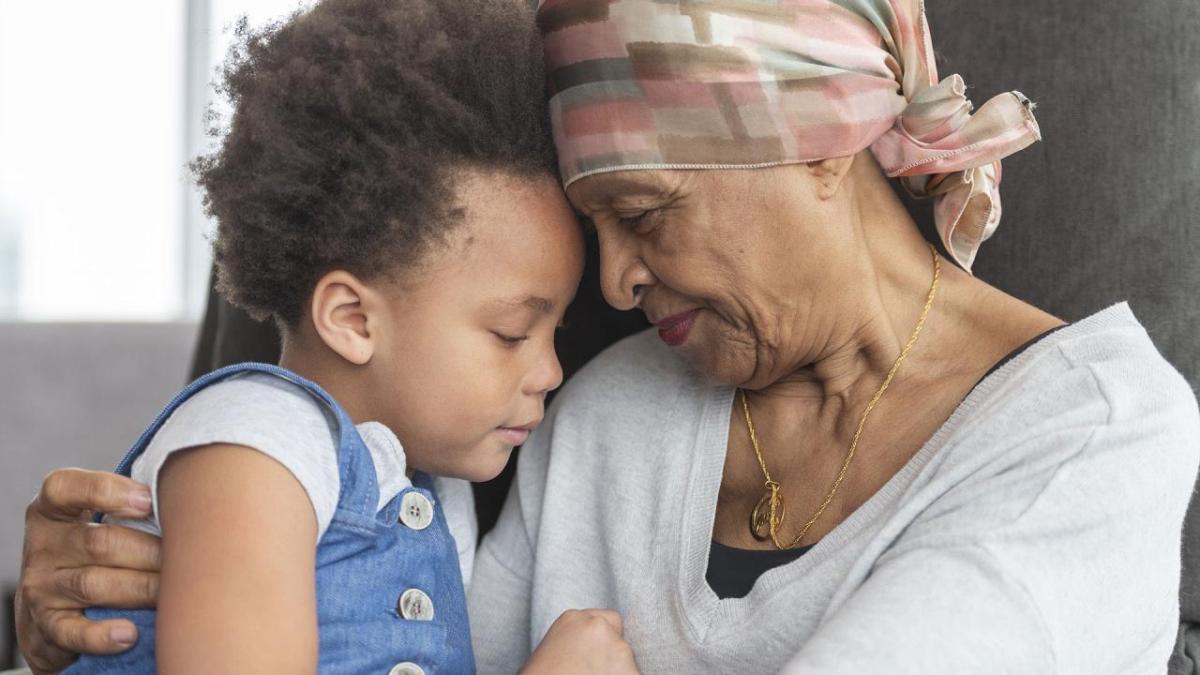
left=18, top=564, right=159, bottom=670
left=35, top=468, right=152, bottom=521
left=42, top=609, right=141, bottom=657
left=17, top=468, right=161, bottom=670
left=25, top=499, right=162, bottom=571
left=18, top=605, right=142, bottom=673
left=53, top=566, right=161, bottom=609
left=71, top=522, right=163, bottom=571
left=18, top=625, right=80, bottom=675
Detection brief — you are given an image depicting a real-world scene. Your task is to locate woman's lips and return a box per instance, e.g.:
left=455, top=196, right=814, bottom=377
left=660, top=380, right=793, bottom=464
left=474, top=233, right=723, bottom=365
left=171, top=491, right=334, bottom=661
left=656, top=309, right=699, bottom=347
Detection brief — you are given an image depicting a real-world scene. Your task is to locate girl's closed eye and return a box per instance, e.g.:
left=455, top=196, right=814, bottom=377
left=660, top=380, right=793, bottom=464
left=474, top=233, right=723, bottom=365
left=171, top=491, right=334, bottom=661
left=483, top=295, right=562, bottom=348
left=493, top=331, right=530, bottom=347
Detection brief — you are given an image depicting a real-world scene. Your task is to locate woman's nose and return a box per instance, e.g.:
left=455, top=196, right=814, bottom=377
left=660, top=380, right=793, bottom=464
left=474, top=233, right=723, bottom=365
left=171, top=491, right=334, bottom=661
left=596, top=227, right=655, bottom=311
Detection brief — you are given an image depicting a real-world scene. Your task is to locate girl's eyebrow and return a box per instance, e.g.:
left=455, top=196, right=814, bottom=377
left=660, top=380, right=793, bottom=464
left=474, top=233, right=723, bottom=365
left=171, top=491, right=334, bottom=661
left=487, top=294, right=556, bottom=315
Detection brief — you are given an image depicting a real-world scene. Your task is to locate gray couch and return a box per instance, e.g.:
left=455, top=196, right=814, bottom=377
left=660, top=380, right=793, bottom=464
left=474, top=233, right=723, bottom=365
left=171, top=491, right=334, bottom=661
left=920, top=4, right=1200, bottom=670
left=1, top=323, right=197, bottom=673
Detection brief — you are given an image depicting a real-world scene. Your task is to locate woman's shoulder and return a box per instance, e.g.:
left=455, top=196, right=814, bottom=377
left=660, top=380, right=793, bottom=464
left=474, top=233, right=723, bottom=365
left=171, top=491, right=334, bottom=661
left=528, top=328, right=711, bottom=467
left=948, top=302, right=1198, bottom=485
left=998, top=302, right=1196, bottom=423
left=880, top=307, right=1197, bottom=670
left=554, top=327, right=701, bottom=409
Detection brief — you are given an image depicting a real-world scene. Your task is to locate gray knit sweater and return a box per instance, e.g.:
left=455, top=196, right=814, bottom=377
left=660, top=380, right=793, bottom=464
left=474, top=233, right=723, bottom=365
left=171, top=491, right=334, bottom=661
left=468, top=304, right=1199, bottom=674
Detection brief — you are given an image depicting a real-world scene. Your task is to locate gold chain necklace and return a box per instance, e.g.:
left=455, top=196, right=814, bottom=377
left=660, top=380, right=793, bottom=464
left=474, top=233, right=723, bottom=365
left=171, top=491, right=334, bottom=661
left=740, top=244, right=941, bottom=550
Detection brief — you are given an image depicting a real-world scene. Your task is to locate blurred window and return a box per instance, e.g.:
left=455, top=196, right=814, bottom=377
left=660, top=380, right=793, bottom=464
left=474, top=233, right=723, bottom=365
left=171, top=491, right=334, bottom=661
left=0, top=0, right=308, bottom=321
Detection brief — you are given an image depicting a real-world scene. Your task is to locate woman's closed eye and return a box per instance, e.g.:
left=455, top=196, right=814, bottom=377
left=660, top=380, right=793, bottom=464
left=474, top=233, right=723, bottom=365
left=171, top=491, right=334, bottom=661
left=618, top=209, right=659, bottom=232
left=618, top=212, right=646, bottom=228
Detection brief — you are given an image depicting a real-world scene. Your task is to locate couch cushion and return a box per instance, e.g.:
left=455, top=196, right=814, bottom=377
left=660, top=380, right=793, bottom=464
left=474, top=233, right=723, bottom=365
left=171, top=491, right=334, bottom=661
left=922, top=5, right=1200, bottom=671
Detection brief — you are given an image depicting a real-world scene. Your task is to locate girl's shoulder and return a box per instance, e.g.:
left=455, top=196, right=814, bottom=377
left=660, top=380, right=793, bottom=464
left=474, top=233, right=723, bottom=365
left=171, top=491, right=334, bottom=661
left=123, top=370, right=343, bottom=538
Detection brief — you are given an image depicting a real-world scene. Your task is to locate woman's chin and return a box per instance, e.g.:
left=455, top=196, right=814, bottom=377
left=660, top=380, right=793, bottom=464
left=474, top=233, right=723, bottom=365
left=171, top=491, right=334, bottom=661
left=680, top=341, right=754, bottom=387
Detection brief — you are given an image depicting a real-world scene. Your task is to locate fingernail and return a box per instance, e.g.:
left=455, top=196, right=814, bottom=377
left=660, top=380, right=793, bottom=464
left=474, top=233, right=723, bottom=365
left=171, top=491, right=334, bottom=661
left=128, top=490, right=152, bottom=514
left=110, top=625, right=137, bottom=646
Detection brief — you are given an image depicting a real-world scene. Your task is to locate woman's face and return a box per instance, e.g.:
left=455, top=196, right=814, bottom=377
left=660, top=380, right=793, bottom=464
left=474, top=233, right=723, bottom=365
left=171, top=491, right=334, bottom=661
left=566, top=164, right=860, bottom=388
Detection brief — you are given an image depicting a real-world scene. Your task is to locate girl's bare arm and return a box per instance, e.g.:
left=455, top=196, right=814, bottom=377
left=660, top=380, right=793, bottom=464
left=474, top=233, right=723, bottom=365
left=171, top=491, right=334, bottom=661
left=156, top=443, right=319, bottom=674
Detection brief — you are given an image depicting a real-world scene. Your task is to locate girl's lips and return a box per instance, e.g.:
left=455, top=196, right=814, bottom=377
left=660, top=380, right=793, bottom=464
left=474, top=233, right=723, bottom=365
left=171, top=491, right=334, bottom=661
left=657, top=309, right=699, bottom=347
left=496, top=427, right=531, bottom=446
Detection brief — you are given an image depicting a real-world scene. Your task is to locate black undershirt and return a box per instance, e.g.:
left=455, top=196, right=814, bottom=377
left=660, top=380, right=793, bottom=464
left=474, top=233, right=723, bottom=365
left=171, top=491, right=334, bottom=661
left=704, top=323, right=1070, bottom=599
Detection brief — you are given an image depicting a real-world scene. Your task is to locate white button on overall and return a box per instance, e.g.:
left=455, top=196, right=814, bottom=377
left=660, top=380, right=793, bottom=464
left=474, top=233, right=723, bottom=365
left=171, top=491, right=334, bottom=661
left=398, top=588, right=435, bottom=621
left=388, top=663, right=425, bottom=675
left=399, top=492, right=434, bottom=530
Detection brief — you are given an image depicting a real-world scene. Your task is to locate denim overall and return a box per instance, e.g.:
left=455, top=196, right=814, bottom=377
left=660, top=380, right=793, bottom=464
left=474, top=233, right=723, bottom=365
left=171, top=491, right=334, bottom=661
left=66, top=362, right=476, bottom=675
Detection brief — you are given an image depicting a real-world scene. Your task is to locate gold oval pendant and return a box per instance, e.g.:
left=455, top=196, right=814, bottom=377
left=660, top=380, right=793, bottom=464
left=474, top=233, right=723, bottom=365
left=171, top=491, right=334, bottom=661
left=750, top=492, right=785, bottom=541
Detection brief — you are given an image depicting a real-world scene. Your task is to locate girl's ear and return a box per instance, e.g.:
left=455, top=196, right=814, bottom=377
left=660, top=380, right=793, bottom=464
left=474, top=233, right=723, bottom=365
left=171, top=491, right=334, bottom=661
left=308, top=270, right=380, bottom=366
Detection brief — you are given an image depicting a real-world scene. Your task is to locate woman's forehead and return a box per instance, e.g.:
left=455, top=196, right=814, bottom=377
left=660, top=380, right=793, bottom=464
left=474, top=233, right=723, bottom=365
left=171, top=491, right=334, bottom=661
left=565, top=169, right=688, bottom=212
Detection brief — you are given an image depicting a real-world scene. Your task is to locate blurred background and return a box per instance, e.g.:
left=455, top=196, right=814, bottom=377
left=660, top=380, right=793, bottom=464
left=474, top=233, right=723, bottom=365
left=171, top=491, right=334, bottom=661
left=0, top=1, right=311, bottom=666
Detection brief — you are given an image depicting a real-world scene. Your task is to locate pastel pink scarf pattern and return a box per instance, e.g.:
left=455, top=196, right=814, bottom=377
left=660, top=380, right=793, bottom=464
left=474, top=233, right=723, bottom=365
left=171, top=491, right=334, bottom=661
left=538, top=0, right=1042, bottom=270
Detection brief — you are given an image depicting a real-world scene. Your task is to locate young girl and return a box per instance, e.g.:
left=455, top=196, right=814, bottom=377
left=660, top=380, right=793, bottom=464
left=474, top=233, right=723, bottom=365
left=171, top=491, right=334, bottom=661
left=65, top=0, right=635, bottom=672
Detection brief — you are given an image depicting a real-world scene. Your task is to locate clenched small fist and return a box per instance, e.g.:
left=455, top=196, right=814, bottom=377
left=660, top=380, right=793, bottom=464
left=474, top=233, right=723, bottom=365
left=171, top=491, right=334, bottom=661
left=520, top=608, right=640, bottom=675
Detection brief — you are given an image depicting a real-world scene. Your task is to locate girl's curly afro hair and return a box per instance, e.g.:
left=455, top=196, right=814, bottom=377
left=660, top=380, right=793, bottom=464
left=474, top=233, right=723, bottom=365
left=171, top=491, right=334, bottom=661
left=194, top=0, right=557, bottom=325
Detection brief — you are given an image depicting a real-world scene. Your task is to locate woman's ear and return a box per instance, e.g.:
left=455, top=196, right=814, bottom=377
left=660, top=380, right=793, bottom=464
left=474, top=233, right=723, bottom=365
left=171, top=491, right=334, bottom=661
left=806, top=154, right=857, bottom=200
left=308, top=270, right=379, bottom=366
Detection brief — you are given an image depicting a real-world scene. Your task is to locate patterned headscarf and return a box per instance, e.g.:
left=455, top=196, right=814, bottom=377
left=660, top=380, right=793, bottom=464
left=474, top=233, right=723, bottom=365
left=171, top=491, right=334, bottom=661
left=537, top=0, right=1041, bottom=270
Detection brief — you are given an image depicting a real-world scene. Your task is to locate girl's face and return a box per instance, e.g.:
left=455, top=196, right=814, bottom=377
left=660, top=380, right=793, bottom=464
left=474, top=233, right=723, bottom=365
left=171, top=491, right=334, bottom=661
left=368, top=171, right=584, bottom=482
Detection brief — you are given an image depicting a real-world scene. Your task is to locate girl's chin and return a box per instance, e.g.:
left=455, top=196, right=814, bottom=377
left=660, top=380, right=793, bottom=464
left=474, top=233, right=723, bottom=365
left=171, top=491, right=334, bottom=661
left=408, top=439, right=513, bottom=483
left=451, top=443, right=516, bottom=483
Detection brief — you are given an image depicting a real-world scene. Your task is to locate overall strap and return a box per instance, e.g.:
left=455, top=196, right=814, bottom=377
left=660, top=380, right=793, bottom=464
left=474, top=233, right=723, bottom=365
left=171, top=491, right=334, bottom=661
left=105, top=362, right=381, bottom=520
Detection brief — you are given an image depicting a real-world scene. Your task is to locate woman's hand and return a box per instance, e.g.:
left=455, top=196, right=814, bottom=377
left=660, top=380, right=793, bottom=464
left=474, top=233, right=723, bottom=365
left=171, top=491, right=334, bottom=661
left=520, top=609, right=640, bottom=675
left=16, top=468, right=162, bottom=674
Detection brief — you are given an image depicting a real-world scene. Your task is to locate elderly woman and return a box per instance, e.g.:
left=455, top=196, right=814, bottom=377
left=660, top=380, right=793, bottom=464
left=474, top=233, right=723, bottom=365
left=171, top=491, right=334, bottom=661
left=465, top=0, right=1200, bottom=671
left=15, top=0, right=1200, bottom=673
